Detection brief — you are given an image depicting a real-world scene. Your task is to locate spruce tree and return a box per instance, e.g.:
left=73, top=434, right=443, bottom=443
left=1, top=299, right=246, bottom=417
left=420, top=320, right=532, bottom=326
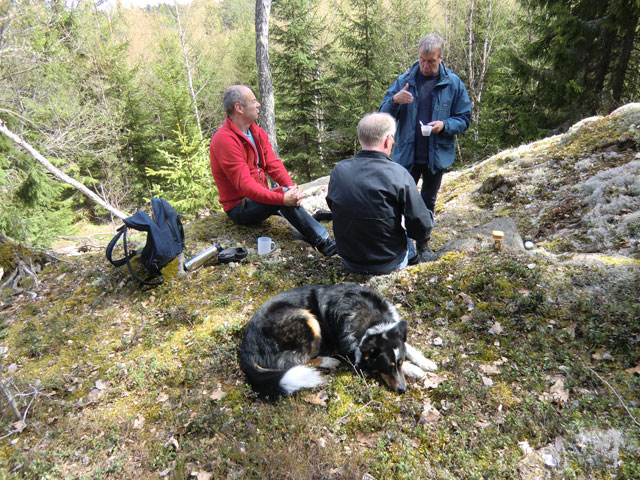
left=326, top=0, right=390, bottom=158
left=271, top=0, right=328, bottom=181
left=514, top=0, right=640, bottom=127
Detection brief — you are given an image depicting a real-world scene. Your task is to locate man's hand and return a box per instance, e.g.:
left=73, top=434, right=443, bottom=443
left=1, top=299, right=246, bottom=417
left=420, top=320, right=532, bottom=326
left=283, top=186, right=303, bottom=207
left=393, top=83, right=414, bottom=105
left=428, top=120, right=445, bottom=134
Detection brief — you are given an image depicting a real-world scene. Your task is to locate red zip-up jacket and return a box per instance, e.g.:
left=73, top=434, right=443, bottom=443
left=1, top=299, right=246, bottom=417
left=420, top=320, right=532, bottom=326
left=210, top=117, right=294, bottom=212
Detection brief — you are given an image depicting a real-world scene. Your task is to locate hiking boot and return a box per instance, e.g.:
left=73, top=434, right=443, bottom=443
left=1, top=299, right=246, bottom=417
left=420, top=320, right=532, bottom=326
left=416, top=240, right=438, bottom=263
left=316, top=237, right=337, bottom=256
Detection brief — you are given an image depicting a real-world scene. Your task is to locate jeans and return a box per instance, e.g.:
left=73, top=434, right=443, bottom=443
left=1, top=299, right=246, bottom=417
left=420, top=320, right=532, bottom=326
left=226, top=197, right=328, bottom=247
left=342, top=236, right=416, bottom=275
left=410, top=163, right=444, bottom=215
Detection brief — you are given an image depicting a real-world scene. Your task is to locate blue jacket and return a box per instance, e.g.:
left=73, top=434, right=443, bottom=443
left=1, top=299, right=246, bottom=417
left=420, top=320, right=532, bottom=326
left=380, top=61, right=471, bottom=173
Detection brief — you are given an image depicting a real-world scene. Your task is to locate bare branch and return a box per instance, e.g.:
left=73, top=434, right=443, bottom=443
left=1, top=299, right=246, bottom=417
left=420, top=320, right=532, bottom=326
left=0, top=116, right=129, bottom=220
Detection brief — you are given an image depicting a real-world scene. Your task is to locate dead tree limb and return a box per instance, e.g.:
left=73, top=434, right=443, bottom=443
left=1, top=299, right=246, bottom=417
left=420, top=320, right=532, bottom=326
left=0, top=116, right=129, bottom=220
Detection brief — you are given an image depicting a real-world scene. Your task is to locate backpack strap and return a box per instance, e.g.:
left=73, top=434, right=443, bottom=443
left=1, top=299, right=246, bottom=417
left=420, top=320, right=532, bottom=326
left=121, top=227, right=164, bottom=287
left=106, top=226, right=163, bottom=286
left=106, top=226, right=136, bottom=267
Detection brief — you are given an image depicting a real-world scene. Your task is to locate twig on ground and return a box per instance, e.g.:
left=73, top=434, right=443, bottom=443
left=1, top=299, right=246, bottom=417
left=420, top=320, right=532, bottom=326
left=337, top=354, right=369, bottom=388
left=0, top=381, right=53, bottom=439
left=336, top=400, right=383, bottom=425
left=27, top=247, right=74, bottom=265
left=0, top=377, right=22, bottom=421
left=585, top=365, right=640, bottom=428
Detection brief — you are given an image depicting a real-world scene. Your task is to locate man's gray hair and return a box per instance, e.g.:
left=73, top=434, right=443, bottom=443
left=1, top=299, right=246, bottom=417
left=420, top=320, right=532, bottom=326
left=357, top=113, right=397, bottom=148
left=223, top=85, right=249, bottom=116
left=418, top=33, right=444, bottom=57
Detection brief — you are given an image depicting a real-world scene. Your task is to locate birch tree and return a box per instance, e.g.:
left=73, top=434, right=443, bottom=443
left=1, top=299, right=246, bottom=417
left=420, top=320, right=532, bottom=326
left=255, top=0, right=278, bottom=154
left=442, top=0, right=507, bottom=142
left=173, top=0, right=202, bottom=135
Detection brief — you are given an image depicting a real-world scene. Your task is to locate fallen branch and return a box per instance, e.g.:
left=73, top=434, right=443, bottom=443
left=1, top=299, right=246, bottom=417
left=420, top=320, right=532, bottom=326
left=0, top=380, right=52, bottom=439
left=0, top=116, right=129, bottom=220
left=0, top=378, right=22, bottom=421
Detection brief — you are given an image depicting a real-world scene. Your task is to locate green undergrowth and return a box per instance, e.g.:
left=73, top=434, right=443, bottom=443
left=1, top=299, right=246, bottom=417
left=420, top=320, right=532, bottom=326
left=0, top=214, right=639, bottom=478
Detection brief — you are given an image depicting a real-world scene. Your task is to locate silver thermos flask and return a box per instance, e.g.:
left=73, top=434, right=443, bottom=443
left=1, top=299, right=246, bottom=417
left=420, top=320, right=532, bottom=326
left=184, top=244, right=221, bottom=271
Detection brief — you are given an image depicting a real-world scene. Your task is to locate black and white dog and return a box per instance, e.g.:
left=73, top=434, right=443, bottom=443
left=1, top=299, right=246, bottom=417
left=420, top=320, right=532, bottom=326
left=239, top=284, right=437, bottom=398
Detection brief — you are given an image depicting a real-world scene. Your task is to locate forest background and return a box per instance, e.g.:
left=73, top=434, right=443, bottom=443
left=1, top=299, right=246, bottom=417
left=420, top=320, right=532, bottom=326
left=1, top=0, right=639, bottom=247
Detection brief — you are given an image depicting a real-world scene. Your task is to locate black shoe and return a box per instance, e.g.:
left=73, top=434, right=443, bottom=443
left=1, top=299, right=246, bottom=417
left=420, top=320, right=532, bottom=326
left=408, top=253, right=420, bottom=265
left=312, top=210, right=333, bottom=222
left=416, top=240, right=438, bottom=263
left=316, top=237, right=337, bottom=256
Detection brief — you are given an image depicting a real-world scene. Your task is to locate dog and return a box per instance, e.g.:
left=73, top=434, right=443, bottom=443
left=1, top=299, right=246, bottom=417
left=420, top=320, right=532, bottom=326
left=239, top=283, right=437, bottom=398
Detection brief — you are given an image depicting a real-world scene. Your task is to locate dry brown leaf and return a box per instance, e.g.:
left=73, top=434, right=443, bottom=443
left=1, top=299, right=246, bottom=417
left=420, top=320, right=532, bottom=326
left=12, top=420, right=26, bottom=432
left=423, top=373, right=447, bottom=389
left=209, top=387, right=227, bottom=402
left=304, top=389, right=329, bottom=406
left=356, top=432, right=379, bottom=448
left=479, top=364, right=501, bottom=376
left=192, top=472, right=212, bottom=480
left=565, top=323, right=577, bottom=338
left=157, top=392, right=169, bottom=403
left=625, top=364, right=640, bottom=375
left=418, top=400, right=441, bottom=425
left=592, top=350, right=613, bottom=361
left=133, top=414, right=145, bottom=430
left=488, top=322, right=504, bottom=335
left=549, top=378, right=569, bottom=405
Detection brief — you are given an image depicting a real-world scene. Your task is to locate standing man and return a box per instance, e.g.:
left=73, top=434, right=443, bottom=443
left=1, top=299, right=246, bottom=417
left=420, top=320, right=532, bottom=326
left=380, top=33, right=471, bottom=259
left=210, top=85, right=336, bottom=256
left=327, top=113, right=434, bottom=275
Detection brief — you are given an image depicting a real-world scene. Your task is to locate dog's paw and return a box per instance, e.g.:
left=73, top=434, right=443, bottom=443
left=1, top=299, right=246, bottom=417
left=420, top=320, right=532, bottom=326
left=316, top=357, right=341, bottom=369
left=414, top=357, right=437, bottom=372
left=405, top=343, right=438, bottom=372
left=402, top=361, right=427, bottom=379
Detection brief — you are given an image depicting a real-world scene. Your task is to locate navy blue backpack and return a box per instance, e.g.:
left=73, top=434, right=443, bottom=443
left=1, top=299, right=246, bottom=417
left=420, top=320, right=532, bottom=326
left=106, top=198, right=185, bottom=286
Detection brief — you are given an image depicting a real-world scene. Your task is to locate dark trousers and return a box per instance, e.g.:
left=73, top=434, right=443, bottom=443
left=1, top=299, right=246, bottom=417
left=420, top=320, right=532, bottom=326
left=410, top=163, right=444, bottom=215
left=226, top=198, right=328, bottom=247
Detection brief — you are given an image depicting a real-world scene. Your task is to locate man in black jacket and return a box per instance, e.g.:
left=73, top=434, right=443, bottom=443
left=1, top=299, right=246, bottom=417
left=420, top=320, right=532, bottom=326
left=327, top=113, right=435, bottom=274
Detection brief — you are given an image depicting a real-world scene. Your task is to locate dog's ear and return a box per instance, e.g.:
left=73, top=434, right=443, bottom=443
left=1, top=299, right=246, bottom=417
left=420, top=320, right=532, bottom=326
left=359, top=336, right=379, bottom=356
left=394, top=320, right=407, bottom=342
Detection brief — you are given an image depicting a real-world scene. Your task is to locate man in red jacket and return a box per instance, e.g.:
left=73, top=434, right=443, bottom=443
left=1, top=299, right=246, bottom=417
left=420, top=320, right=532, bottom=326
left=210, top=85, right=336, bottom=256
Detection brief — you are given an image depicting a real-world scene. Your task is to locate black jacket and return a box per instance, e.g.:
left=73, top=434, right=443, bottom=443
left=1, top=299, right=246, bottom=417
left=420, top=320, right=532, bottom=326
left=326, top=150, right=434, bottom=267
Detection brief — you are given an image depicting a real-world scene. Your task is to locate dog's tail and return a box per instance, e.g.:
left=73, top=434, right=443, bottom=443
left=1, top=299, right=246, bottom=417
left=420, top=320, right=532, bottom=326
left=241, top=361, right=325, bottom=398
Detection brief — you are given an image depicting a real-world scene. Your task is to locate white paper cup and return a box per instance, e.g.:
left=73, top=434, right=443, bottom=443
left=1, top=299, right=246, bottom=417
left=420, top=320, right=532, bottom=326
left=257, top=236, right=276, bottom=255
left=421, top=124, right=432, bottom=136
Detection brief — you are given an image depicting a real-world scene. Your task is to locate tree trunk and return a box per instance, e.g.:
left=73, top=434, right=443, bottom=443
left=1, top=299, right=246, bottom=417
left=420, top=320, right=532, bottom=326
left=611, top=12, right=638, bottom=103
left=0, top=117, right=129, bottom=220
left=174, top=1, right=202, bottom=135
left=255, top=0, right=278, bottom=155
